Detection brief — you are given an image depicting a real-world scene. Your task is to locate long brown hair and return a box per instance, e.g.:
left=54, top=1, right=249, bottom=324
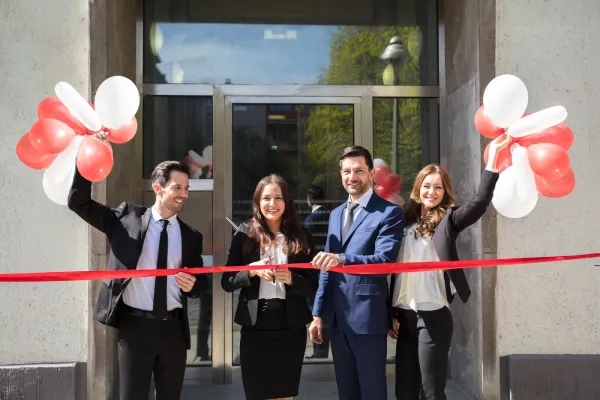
left=404, top=164, right=457, bottom=237
left=243, top=174, right=309, bottom=256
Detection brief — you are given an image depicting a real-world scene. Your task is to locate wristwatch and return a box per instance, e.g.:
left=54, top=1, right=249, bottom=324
left=338, top=253, right=346, bottom=266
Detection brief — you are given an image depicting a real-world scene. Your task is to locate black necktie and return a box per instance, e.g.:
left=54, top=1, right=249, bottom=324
left=342, top=202, right=359, bottom=242
left=153, top=219, right=169, bottom=319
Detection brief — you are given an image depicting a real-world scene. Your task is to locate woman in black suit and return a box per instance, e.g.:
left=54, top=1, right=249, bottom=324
left=222, top=174, right=318, bottom=400
left=389, top=134, right=511, bottom=400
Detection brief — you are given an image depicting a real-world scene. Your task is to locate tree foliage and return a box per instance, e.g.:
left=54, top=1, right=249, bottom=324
left=305, top=25, right=431, bottom=197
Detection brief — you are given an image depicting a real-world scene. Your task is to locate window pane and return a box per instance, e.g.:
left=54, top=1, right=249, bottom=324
left=143, top=0, right=438, bottom=85
left=142, top=96, right=213, bottom=179
left=231, top=103, right=355, bottom=365
left=373, top=98, right=439, bottom=202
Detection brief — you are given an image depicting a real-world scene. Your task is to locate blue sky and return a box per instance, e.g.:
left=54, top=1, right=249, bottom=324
left=154, top=23, right=338, bottom=84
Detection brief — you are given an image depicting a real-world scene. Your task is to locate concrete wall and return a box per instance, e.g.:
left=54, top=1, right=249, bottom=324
left=495, top=0, right=600, bottom=363
left=0, top=0, right=89, bottom=365
left=443, top=0, right=496, bottom=399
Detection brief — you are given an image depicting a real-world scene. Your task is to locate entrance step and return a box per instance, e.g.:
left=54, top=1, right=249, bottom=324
left=181, top=378, right=474, bottom=399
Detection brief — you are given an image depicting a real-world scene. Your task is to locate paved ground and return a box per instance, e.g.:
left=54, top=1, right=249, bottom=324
left=181, top=379, right=473, bottom=399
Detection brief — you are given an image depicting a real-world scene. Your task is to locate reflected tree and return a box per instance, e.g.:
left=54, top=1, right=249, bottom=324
left=306, top=25, right=427, bottom=198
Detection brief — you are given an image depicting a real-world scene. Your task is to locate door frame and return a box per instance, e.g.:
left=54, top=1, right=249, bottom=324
left=215, top=94, right=363, bottom=384
left=141, top=83, right=440, bottom=385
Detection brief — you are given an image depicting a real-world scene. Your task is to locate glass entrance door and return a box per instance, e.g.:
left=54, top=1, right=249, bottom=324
left=219, top=96, right=362, bottom=382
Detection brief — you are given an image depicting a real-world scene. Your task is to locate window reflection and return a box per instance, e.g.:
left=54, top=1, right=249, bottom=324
left=143, top=0, right=438, bottom=85
left=142, top=96, right=213, bottom=179
left=373, top=97, right=439, bottom=209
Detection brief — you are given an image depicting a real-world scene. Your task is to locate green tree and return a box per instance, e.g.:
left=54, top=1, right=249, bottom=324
left=305, top=25, right=428, bottom=198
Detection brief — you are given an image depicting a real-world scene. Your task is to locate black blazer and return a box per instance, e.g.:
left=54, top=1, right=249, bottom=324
left=390, top=169, right=499, bottom=314
left=221, top=223, right=319, bottom=328
left=67, top=167, right=207, bottom=349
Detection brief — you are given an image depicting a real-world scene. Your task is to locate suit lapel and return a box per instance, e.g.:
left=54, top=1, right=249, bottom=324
left=337, top=203, right=346, bottom=241
left=178, top=218, right=190, bottom=266
left=140, top=208, right=152, bottom=244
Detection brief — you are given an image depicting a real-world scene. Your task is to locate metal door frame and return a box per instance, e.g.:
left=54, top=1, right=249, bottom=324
left=140, top=84, right=440, bottom=385
left=132, top=0, right=445, bottom=390
left=214, top=94, right=362, bottom=383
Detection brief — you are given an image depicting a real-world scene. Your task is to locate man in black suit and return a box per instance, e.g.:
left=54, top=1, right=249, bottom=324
left=68, top=160, right=207, bottom=400
left=302, top=184, right=331, bottom=359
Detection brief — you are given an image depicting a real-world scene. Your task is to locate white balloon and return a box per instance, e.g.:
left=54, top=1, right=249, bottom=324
left=491, top=167, right=517, bottom=209
left=55, top=82, right=102, bottom=132
left=483, top=74, right=529, bottom=128
left=492, top=165, right=538, bottom=219
left=373, top=158, right=388, bottom=168
left=42, top=136, right=84, bottom=206
left=508, top=106, right=568, bottom=137
left=95, top=76, right=140, bottom=129
left=202, top=145, right=213, bottom=165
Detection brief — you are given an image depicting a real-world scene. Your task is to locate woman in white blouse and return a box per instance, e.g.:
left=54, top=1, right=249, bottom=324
left=222, top=174, right=318, bottom=400
left=388, top=134, right=511, bottom=400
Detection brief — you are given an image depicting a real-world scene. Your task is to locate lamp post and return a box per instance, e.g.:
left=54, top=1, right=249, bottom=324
left=381, top=36, right=408, bottom=174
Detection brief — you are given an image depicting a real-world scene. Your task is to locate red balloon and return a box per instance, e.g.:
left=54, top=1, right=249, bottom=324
left=37, top=97, right=88, bottom=135
left=77, top=136, right=114, bottom=182
left=374, top=184, right=391, bottom=199
left=29, top=118, right=76, bottom=155
left=16, top=132, right=57, bottom=169
left=527, top=143, right=570, bottom=180
left=534, top=168, right=575, bottom=198
left=374, top=165, right=390, bottom=183
left=108, top=117, right=137, bottom=144
left=382, top=173, right=402, bottom=193
left=474, top=106, right=504, bottom=139
left=516, top=123, right=574, bottom=150
left=483, top=142, right=512, bottom=173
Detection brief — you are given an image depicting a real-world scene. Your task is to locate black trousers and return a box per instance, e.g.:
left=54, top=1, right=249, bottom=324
left=394, top=306, right=453, bottom=400
left=117, top=309, right=187, bottom=400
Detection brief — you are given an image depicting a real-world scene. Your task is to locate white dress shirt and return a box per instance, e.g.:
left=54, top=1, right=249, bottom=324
left=345, top=188, right=373, bottom=222
left=258, top=233, right=287, bottom=300
left=123, top=207, right=183, bottom=311
left=392, top=224, right=454, bottom=312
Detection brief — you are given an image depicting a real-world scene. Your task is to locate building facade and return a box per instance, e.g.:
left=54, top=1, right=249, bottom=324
left=0, top=0, right=598, bottom=399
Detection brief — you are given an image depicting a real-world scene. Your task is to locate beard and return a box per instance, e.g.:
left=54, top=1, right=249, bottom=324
left=344, top=180, right=369, bottom=196
left=161, top=197, right=184, bottom=214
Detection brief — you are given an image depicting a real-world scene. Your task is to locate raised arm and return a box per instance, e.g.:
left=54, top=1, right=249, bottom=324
left=449, top=169, right=499, bottom=232
left=67, top=164, right=122, bottom=237
left=450, top=134, right=510, bottom=232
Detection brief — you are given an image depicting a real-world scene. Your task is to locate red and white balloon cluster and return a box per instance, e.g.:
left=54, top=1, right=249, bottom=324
left=16, top=76, right=140, bottom=205
left=475, top=74, right=575, bottom=218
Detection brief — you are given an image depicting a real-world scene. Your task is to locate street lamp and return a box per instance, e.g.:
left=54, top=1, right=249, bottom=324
left=381, top=37, right=408, bottom=174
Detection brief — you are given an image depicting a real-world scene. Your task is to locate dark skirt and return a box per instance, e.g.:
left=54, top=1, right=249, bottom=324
left=240, top=299, right=307, bottom=400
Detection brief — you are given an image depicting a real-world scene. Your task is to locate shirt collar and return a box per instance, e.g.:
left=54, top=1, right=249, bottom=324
left=311, top=205, right=323, bottom=212
left=151, top=206, right=178, bottom=226
left=348, top=188, right=373, bottom=209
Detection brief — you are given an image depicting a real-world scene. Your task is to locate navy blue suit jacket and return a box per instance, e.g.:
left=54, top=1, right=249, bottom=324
left=312, top=192, right=404, bottom=335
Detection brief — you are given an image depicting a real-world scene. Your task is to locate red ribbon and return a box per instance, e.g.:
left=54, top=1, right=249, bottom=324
left=0, top=252, right=598, bottom=283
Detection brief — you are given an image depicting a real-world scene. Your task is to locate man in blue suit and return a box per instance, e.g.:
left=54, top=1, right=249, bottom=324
left=309, top=146, right=404, bottom=400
